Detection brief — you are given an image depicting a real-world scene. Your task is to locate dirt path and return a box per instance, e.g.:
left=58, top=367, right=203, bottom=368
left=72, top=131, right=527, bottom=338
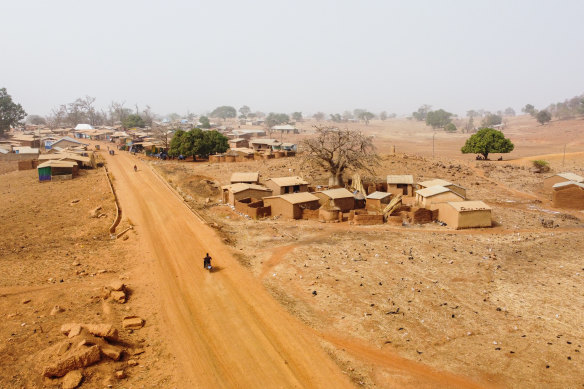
left=103, top=149, right=353, bottom=388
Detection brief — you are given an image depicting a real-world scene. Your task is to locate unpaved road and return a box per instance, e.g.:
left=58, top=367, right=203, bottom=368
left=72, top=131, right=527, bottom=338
left=103, top=148, right=485, bottom=388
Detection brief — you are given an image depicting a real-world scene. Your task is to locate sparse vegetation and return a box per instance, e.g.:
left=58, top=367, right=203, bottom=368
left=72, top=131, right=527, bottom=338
left=536, top=110, right=552, bottom=125
left=532, top=159, right=550, bottom=173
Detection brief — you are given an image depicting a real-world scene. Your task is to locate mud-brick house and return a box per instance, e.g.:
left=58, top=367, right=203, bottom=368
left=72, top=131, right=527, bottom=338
left=263, top=192, right=320, bottom=219
left=544, top=172, right=584, bottom=192
left=551, top=181, right=584, bottom=209
left=249, top=138, right=282, bottom=152
left=436, top=201, right=492, bottom=229
left=221, top=183, right=272, bottom=205
left=415, top=186, right=465, bottom=209
left=265, top=176, right=309, bottom=195
left=366, top=191, right=392, bottom=212
left=228, top=138, right=249, bottom=149
left=386, top=175, right=414, bottom=196
left=37, top=160, right=78, bottom=182
left=230, top=172, right=260, bottom=185
left=418, top=179, right=467, bottom=199
left=313, top=188, right=355, bottom=212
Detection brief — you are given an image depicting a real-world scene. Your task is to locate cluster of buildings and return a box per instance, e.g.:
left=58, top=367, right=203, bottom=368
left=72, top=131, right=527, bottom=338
left=221, top=173, right=493, bottom=229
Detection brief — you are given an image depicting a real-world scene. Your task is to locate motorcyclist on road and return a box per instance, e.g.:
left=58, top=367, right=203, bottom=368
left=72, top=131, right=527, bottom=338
left=203, top=253, right=212, bottom=269
left=133, top=165, right=137, bottom=172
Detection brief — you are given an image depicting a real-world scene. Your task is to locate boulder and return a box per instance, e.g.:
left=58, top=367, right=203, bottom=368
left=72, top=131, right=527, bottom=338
left=62, top=369, right=83, bottom=389
left=83, top=324, right=118, bottom=340
left=67, top=324, right=83, bottom=338
left=100, top=344, right=124, bottom=361
left=109, top=280, right=125, bottom=291
left=114, top=370, right=126, bottom=379
left=110, top=290, right=126, bottom=304
left=122, top=316, right=144, bottom=330
left=43, top=345, right=100, bottom=377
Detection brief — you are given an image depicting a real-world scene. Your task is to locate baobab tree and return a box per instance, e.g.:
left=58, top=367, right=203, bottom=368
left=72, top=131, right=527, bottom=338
left=302, top=126, right=379, bottom=186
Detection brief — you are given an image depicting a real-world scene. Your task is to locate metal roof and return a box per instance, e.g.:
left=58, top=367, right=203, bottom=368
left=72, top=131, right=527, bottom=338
left=320, top=188, right=354, bottom=199
left=250, top=138, right=281, bottom=145
left=367, top=191, right=392, bottom=200
left=552, top=181, right=584, bottom=189
left=267, top=176, right=308, bottom=187
left=387, top=175, right=414, bottom=184
left=39, top=152, right=90, bottom=163
left=222, top=183, right=271, bottom=194
left=550, top=172, right=584, bottom=182
left=230, top=172, right=260, bottom=182
left=416, top=185, right=459, bottom=198
left=264, top=192, right=320, bottom=204
left=418, top=178, right=453, bottom=188
left=38, top=160, right=77, bottom=169
left=447, top=201, right=492, bottom=212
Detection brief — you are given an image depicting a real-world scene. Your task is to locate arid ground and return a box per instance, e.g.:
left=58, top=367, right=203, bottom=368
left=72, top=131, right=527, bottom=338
left=1, top=115, right=583, bottom=388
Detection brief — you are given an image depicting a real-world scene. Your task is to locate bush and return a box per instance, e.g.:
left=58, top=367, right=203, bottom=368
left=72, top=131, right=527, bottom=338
left=532, top=160, right=550, bottom=173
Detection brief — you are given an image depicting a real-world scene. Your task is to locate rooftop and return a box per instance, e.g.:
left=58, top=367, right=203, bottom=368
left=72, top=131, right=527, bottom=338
left=38, top=160, right=77, bottom=169
left=418, top=178, right=453, bottom=188
left=230, top=172, right=260, bottom=182
left=222, top=183, right=271, bottom=194
left=550, top=172, right=584, bottom=182
left=268, top=176, right=308, bottom=187
left=552, top=181, right=584, bottom=189
left=416, top=185, right=457, bottom=198
left=320, top=188, right=354, bottom=199
left=367, top=191, right=392, bottom=200
left=265, top=192, right=319, bottom=204
left=387, top=175, right=414, bottom=184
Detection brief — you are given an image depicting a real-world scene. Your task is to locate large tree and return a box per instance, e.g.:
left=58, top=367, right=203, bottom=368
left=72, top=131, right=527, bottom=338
left=238, top=105, right=251, bottom=118
left=26, top=115, right=46, bottom=125
left=357, top=110, right=375, bottom=125
left=412, top=104, right=431, bottom=121
left=265, top=112, right=289, bottom=128
left=461, top=128, right=514, bottom=160
left=522, top=104, right=536, bottom=116
left=291, top=112, right=303, bottom=122
left=122, top=114, right=145, bottom=129
left=210, top=106, right=237, bottom=121
left=425, top=109, right=453, bottom=129
left=168, top=129, right=228, bottom=160
left=0, top=88, right=26, bottom=136
left=536, top=110, right=552, bottom=125
left=481, top=113, right=502, bottom=127
left=302, top=126, right=379, bottom=186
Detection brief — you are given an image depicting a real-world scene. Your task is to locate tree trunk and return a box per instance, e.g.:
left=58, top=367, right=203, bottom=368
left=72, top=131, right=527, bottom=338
left=328, top=173, right=344, bottom=187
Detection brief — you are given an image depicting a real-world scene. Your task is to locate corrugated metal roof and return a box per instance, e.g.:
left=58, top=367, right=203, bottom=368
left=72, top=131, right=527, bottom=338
left=38, top=160, right=77, bottom=168
left=447, top=201, right=491, bottom=212
left=418, top=178, right=452, bottom=188
left=416, top=185, right=456, bottom=197
left=230, top=172, right=259, bottom=182
left=222, top=183, right=271, bottom=193
left=367, top=191, right=392, bottom=200
left=552, top=181, right=584, bottom=189
left=268, top=176, right=308, bottom=186
left=39, top=153, right=90, bottom=162
left=320, top=188, right=354, bottom=199
left=265, top=192, right=319, bottom=204
left=387, top=175, right=414, bottom=184
left=250, top=138, right=281, bottom=145
left=551, top=172, right=584, bottom=182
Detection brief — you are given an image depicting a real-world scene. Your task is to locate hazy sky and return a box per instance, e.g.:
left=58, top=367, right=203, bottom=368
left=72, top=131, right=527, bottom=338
left=2, top=0, right=583, bottom=117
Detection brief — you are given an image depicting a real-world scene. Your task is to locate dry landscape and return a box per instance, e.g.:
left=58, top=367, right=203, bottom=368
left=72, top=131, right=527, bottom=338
left=1, top=116, right=583, bottom=388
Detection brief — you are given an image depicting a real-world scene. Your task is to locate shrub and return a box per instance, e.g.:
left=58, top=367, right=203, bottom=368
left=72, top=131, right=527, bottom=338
left=532, top=160, right=550, bottom=173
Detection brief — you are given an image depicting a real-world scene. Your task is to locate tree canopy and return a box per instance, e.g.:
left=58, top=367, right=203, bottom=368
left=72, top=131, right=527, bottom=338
left=312, top=112, right=325, bottom=121
left=210, top=106, right=237, bottom=121
left=522, top=104, right=536, bottom=116
left=122, top=114, right=145, bottom=129
left=302, top=126, right=379, bottom=186
left=461, top=128, right=514, bottom=159
left=536, top=110, right=552, bottom=125
left=357, top=110, right=374, bottom=125
left=444, top=123, right=457, bottom=133
left=291, top=112, right=303, bottom=122
left=238, top=105, right=251, bottom=118
left=425, top=109, right=453, bottom=129
left=199, top=115, right=211, bottom=129
left=412, top=105, right=431, bottom=121
left=265, top=112, right=289, bottom=127
left=26, top=114, right=46, bottom=125
left=481, top=113, right=502, bottom=127
left=168, top=129, right=228, bottom=160
left=0, top=88, right=27, bottom=136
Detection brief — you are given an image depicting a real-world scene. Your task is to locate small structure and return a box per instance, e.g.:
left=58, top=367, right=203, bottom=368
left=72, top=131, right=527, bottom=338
left=228, top=138, right=249, bottom=149
left=37, top=160, right=78, bottom=182
left=221, top=183, right=272, bottom=205
left=415, top=186, right=465, bottom=209
left=387, top=175, right=414, bottom=196
left=418, top=179, right=466, bottom=199
left=263, top=192, right=320, bottom=219
left=544, top=172, right=584, bottom=191
left=436, top=201, right=492, bottom=229
left=313, top=188, right=355, bottom=212
left=230, top=172, right=260, bottom=185
left=551, top=181, right=584, bottom=209
left=249, top=138, right=282, bottom=152
left=366, top=191, right=392, bottom=212
left=271, top=124, right=299, bottom=134
left=74, top=124, right=94, bottom=131
left=265, top=176, right=309, bottom=195
left=281, top=143, right=297, bottom=152
left=50, top=136, right=89, bottom=150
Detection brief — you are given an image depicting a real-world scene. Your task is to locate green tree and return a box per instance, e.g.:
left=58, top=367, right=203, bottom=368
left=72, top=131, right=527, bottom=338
left=265, top=112, right=290, bottom=127
left=238, top=105, right=251, bottom=118
left=536, top=110, right=552, bottom=125
left=444, top=123, right=457, bottom=133
left=481, top=113, right=502, bottom=127
left=461, top=128, right=514, bottom=160
left=168, top=129, right=228, bottom=160
left=210, top=106, right=237, bottom=121
left=522, top=104, right=536, bottom=116
left=412, top=104, right=431, bottom=121
left=504, top=107, right=516, bottom=116
left=357, top=111, right=375, bottom=125
left=425, top=109, right=453, bottom=129
left=330, top=113, right=342, bottom=122
left=291, top=112, right=303, bottom=122
left=122, top=114, right=145, bottom=129
left=0, top=88, right=27, bottom=136
left=199, top=116, right=211, bottom=129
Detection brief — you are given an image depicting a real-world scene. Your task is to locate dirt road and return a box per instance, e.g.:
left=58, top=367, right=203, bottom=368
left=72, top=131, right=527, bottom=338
left=103, top=150, right=353, bottom=388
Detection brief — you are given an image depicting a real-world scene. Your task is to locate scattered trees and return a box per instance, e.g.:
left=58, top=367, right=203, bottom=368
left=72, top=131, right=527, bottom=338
left=26, top=115, right=46, bottom=125
left=461, top=128, right=514, bottom=160
left=312, top=112, right=326, bottom=121
left=412, top=105, right=431, bottom=121
left=291, top=112, right=303, bottom=122
left=356, top=110, right=374, bottom=125
left=425, top=109, right=453, bottom=129
left=238, top=105, right=251, bottom=118
left=122, top=114, right=146, bottom=129
left=481, top=113, right=502, bottom=127
left=330, top=113, right=343, bottom=122
left=0, top=88, right=27, bottom=136
left=504, top=107, right=516, bottom=116
left=546, top=94, right=584, bottom=119
left=265, top=113, right=290, bottom=127
left=302, top=126, right=379, bottom=186
left=536, top=110, right=552, bottom=125
left=522, top=104, right=536, bottom=116
left=210, top=106, right=236, bottom=121
left=168, top=129, right=228, bottom=160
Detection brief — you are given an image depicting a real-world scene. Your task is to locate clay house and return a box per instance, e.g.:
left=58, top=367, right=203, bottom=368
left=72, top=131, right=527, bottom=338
left=366, top=191, right=392, bottom=212
left=418, top=179, right=467, bottom=199
left=12, top=134, right=40, bottom=148
left=230, top=172, right=260, bottom=185
left=37, top=160, right=78, bottom=182
left=228, top=138, right=249, bottom=149
left=386, top=175, right=414, bottom=196
left=415, top=186, right=465, bottom=209
left=221, top=183, right=273, bottom=205
left=271, top=124, right=299, bottom=134
left=551, top=181, right=584, bottom=209
left=265, top=176, right=309, bottom=195
left=263, top=192, right=320, bottom=219
left=436, top=201, right=492, bottom=229
left=249, top=138, right=282, bottom=152
left=230, top=129, right=266, bottom=139
left=313, top=188, right=355, bottom=212
left=50, top=136, right=89, bottom=150
left=544, top=172, right=584, bottom=191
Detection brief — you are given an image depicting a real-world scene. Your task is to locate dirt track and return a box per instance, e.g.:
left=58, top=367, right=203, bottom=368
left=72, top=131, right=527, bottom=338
left=102, top=149, right=487, bottom=388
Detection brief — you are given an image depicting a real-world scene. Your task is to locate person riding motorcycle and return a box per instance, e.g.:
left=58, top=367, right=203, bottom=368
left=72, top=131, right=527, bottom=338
left=203, top=253, right=212, bottom=269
